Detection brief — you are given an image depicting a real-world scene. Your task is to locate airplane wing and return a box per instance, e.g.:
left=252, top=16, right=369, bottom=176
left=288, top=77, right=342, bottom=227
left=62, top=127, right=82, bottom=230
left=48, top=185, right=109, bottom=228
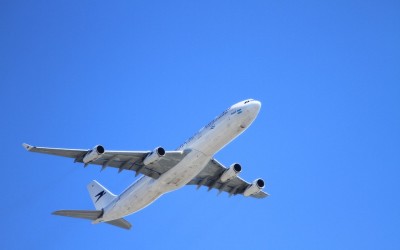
left=22, top=143, right=186, bottom=179
left=187, top=158, right=269, bottom=199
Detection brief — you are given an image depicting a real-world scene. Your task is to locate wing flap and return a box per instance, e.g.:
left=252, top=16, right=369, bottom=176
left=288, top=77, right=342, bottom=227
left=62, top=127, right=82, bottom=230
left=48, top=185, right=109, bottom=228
left=251, top=191, right=269, bottom=199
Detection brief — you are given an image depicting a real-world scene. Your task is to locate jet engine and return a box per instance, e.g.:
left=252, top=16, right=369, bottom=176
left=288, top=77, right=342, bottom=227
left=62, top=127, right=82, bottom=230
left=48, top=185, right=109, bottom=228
left=143, top=147, right=166, bottom=165
left=220, top=163, right=242, bottom=182
left=83, top=145, right=105, bottom=163
left=243, top=178, right=265, bottom=196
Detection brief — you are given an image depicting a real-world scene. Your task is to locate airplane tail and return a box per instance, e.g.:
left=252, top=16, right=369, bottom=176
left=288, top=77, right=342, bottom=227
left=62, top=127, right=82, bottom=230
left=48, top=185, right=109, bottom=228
left=51, top=180, right=132, bottom=230
left=87, top=180, right=116, bottom=210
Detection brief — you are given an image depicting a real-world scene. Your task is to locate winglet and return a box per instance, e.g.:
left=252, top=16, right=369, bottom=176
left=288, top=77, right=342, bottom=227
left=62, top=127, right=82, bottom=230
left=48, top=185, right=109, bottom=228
left=22, top=143, right=34, bottom=151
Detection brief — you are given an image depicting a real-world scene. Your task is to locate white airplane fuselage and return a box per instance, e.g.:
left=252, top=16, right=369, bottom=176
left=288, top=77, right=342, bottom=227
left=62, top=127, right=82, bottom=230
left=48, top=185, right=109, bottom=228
left=96, top=100, right=261, bottom=223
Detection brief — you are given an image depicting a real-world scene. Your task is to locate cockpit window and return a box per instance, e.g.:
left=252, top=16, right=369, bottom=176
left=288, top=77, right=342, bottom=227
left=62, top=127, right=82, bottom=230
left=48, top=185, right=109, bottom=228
left=244, top=99, right=254, bottom=104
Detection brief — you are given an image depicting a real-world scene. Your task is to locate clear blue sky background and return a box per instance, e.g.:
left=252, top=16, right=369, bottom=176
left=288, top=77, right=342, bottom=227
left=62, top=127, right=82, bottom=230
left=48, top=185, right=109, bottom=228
left=1, top=1, right=399, bottom=249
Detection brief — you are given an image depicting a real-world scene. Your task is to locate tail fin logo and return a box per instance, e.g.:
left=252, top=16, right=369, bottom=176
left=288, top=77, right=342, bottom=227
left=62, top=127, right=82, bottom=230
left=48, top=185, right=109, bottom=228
left=95, top=190, right=106, bottom=203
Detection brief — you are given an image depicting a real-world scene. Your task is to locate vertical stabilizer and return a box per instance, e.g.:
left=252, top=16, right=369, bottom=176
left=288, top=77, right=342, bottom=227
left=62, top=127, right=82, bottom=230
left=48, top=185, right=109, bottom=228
left=87, top=180, right=116, bottom=210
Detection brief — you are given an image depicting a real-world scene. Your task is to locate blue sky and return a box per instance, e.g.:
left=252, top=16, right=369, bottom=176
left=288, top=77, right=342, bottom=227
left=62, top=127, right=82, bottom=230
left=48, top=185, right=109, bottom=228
left=1, top=0, right=399, bottom=249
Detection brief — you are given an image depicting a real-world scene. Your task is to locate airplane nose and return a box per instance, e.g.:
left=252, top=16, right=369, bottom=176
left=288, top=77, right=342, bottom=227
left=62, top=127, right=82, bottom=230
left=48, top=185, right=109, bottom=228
left=247, top=100, right=261, bottom=114
left=252, top=100, right=261, bottom=109
left=239, top=100, right=261, bottom=129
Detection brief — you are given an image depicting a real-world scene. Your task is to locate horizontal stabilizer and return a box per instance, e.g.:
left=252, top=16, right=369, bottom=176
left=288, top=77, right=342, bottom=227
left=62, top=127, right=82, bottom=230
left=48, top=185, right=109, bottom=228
left=52, top=210, right=132, bottom=230
left=105, top=218, right=132, bottom=230
left=53, top=210, right=102, bottom=220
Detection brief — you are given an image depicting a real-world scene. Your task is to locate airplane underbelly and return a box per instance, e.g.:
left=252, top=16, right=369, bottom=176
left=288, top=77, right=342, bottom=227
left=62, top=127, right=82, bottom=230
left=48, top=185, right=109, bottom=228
left=158, top=149, right=210, bottom=191
left=189, top=119, right=244, bottom=156
left=103, top=151, right=210, bottom=221
left=103, top=117, right=250, bottom=221
left=104, top=180, right=163, bottom=220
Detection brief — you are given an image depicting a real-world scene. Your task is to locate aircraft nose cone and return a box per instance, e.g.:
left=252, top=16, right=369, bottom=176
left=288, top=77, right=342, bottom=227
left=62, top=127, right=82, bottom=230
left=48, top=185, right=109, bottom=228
left=252, top=100, right=261, bottom=109
left=239, top=100, right=261, bottom=129
left=247, top=100, right=261, bottom=114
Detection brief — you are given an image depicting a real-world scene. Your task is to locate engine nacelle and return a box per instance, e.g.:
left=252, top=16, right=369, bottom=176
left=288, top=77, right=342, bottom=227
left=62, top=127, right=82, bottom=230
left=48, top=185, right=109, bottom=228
left=243, top=178, right=265, bottom=197
left=143, top=147, right=166, bottom=165
left=220, top=163, right=242, bottom=182
left=83, top=145, right=105, bottom=163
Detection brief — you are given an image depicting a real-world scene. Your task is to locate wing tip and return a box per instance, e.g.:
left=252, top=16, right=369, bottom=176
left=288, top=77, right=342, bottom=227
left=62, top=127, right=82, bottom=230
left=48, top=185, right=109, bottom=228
left=22, top=143, right=34, bottom=151
left=52, top=210, right=62, bottom=216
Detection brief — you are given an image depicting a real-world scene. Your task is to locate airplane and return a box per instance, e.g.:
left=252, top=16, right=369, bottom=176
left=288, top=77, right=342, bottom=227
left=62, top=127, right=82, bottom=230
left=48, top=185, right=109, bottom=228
left=23, top=99, right=268, bottom=230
